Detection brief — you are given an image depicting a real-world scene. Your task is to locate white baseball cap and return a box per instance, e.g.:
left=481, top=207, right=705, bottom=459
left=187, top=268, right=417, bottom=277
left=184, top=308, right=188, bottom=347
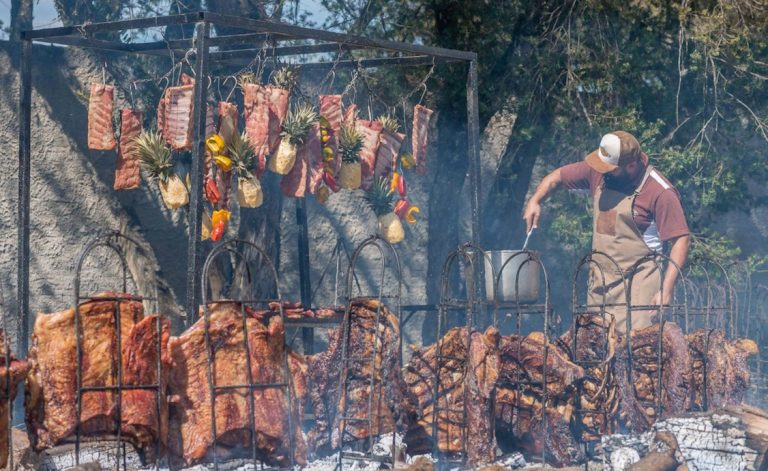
left=585, top=130, right=641, bottom=173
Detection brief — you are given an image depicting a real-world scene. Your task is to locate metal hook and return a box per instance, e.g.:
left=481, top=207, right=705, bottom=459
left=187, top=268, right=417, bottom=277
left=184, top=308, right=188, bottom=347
left=184, top=49, right=195, bottom=76
left=418, top=83, right=428, bottom=106
left=102, top=62, right=107, bottom=84
left=223, top=75, right=238, bottom=102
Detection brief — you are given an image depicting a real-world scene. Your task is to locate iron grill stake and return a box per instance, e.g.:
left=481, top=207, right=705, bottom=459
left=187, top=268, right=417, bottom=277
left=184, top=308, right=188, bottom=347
left=490, top=249, right=551, bottom=465
left=334, top=235, right=403, bottom=470
left=625, top=253, right=688, bottom=422
left=200, top=239, right=295, bottom=471
left=569, top=250, right=625, bottom=459
left=73, top=231, right=163, bottom=469
left=429, top=242, right=485, bottom=468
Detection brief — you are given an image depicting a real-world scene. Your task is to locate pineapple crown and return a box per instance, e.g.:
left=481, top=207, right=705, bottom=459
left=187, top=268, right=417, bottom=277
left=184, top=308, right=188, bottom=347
left=339, top=126, right=363, bottom=164
left=134, top=130, right=173, bottom=182
left=227, top=132, right=257, bottom=179
left=376, top=115, right=400, bottom=134
left=281, top=103, right=318, bottom=145
left=237, top=72, right=257, bottom=88
left=364, top=177, right=394, bottom=217
left=271, top=67, right=298, bottom=90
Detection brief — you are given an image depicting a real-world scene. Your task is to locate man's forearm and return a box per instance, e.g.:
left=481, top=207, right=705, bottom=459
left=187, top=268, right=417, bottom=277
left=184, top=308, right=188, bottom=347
left=663, top=234, right=691, bottom=295
left=529, top=169, right=562, bottom=204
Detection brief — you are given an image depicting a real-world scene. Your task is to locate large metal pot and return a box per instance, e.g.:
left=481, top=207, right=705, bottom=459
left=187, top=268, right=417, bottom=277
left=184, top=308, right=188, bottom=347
left=484, top=250, right=540, bottom=303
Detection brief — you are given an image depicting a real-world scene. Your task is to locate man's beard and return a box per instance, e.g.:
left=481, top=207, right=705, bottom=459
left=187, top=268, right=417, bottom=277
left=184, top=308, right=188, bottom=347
left=604, top=172, right=632, bottom=187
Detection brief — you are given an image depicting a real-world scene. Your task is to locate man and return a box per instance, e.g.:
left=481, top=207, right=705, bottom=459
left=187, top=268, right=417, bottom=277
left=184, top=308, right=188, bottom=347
left=523, top=131, right=690, bottom=332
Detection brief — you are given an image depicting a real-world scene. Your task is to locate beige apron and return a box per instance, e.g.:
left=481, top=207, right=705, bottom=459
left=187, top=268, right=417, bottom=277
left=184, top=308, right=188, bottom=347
left=588, top=165, right=661, bottom=333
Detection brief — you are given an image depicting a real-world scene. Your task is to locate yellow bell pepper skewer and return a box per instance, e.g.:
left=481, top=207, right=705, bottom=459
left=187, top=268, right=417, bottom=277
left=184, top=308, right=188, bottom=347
left=212, top=209, right=231, bottom=229
left=214, top=155, right=233, bottom=172
left=405, top=205, right=420, bottom=224
left=390, top=172, right=400, bottom=193
left=206, top=134, right=225, bottom=154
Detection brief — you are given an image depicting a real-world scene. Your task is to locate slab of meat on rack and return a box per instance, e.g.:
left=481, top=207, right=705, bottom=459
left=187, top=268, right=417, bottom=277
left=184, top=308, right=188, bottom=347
left=374, top=128, right=405, bottom=182
left=401, top=326, right=500, bottom=466
left=25, top=295, right=170, bottom=462
left=165, top=82, right=195, bottom=151
left=356, top=120, right=383, bottom=191
left=166, top=302, right=307, bottom=467
left=243, top=84, right=270, bottom=177
left=266, top=85, right=290, bottom=158
left=0, top=330, right=30, bottom=469
left=412, top=104, right=433, bottom=175
left=306, top=299, right=402, bottom=456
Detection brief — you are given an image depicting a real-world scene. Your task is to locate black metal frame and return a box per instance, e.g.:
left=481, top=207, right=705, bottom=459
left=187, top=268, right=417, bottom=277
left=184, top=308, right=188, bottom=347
left=199, top=238, right=296, bottom=470
left=335, top=234, right=403, bottom=470
left=72, top=231, right=163, bottom=468
left=17, top=11, right=482, bottom=351
left=490, top=250, right=552, bottom=464
left=624, top=253, right=688, bottom=421
left=429, top=242, right=485, bottom=467
left=568, top=250, right=625, bottom=449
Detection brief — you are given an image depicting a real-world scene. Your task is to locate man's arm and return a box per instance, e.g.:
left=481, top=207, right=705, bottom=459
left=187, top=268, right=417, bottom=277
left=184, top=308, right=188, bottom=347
left=523, top=168, right=563, bottom=232
left=652, top=234, right=691, bottom=306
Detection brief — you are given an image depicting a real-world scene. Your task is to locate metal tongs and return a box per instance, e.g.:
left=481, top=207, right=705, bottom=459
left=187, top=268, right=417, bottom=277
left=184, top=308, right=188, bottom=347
left=522, top=227, right=535, bottom=250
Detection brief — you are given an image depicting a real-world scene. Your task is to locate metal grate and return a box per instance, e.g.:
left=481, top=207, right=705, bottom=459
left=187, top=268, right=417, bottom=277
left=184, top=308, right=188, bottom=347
left=200, top=239, right=296, bottom=471
left=72, top=231, right=162, bottom=469
left=335, top=235, right=403, bottom=470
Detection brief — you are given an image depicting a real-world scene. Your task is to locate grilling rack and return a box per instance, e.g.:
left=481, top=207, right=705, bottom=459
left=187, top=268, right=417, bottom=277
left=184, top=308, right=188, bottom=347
left=429, top=242, right=485, bottom=468
left=199, top=238, right=296, bottom=471
left=72, top=230, right=162, bottom=469
left=625, top=253, right=688, bottom=421
left=681, top=258, right=735, bottom=412
left=568, top=250, right=624, bottom=457
left=489, top=249, right=553, bottom=465
left=335, top=235, right=403, bottom=471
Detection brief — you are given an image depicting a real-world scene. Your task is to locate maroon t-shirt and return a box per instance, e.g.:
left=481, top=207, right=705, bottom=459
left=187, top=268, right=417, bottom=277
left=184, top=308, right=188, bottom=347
left=559, top=161, right=689, bottom=242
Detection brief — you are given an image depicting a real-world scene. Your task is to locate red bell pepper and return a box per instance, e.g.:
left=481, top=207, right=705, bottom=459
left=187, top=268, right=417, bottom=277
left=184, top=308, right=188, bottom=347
left=323, top=171, right=339, bottom=192
left=204, top=177, right=220, bottom=204
left=397, top=174, right=406, bottom=197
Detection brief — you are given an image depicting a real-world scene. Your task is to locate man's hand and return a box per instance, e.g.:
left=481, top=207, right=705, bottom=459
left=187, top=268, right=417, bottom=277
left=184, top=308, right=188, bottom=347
left=523, top=200, right=541, bottom=233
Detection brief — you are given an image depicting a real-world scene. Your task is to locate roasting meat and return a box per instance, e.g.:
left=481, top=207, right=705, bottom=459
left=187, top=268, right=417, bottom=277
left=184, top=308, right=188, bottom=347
left=374, top=128, right=405, bottom=182
left=266, top=85, right=290, bottom=158
left=88, top=83, right=116, bottom=151
left=167, top=303, right=307, bottom=467
left=157, top=89, right=167, bottom=139
left=165, top=83, right=195, bottom=150
left=307, top=299, right=402, bottom=455
left=622, top=323, right=691, bottom=428
left=412, top=104, right=433, bottom=175
left=25, top=295, right=170, bottom=462
left=114, top=109, right=143, bottom=190
left=243, top=84, right=269, bottom=177
left=557, top=314, right=619, bottom=441
left=356, top=120, right=383, bottom=191
left=687, top=329, right=758, bottom=411
left=402, top=326, right=500, bottom=465
left=494, top=332, right=585, bottom=466
left=0, top=330, right=30, bottom=469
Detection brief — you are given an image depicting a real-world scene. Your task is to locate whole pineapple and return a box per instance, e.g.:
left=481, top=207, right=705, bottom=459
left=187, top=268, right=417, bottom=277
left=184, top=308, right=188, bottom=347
left=270, top=103, right=318, bottom=175
left=338, top=125, right=363, bottom=190
left=364, top=177, right=404, bottom=244
left=135, top=131, right=188, bottom=210
left=228, top=132, right=263, bottom=208
left=271, top=67, right=298, bottom=91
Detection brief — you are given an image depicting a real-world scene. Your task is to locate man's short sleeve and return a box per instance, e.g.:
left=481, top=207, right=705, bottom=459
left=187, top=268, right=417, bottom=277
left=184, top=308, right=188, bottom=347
left=560, top=161, right=597, bottom=193
left=655, top=189, right=689, bottom=241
